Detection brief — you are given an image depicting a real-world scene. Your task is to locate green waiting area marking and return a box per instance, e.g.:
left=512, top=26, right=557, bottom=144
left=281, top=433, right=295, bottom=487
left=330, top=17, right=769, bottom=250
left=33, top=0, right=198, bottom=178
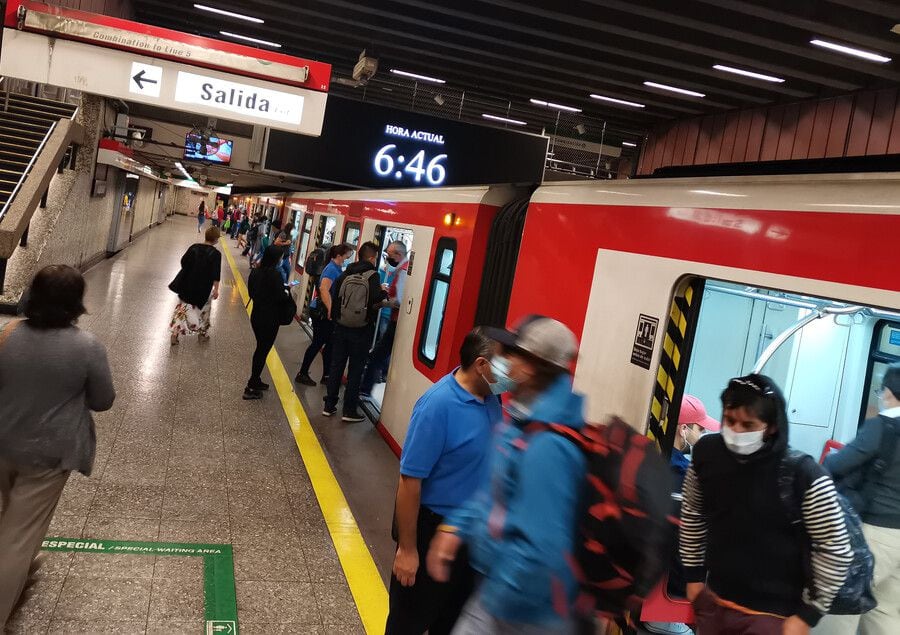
left=42, top=537, right=238, bottom=635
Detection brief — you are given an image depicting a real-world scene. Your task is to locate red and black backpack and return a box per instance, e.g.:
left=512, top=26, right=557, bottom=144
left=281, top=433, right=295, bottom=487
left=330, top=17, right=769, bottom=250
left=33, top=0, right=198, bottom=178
left=527, top=417, right=677, bottom=625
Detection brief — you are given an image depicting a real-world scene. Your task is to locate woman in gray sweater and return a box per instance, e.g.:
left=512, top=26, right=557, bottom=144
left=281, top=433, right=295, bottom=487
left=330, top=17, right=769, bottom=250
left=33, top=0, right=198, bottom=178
left=0, top=265, right=115, bottom=630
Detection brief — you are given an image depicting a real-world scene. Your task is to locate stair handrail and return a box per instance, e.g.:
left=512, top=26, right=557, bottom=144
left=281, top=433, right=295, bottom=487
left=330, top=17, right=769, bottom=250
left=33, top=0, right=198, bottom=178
left=0, top=120, right=57, bottom=224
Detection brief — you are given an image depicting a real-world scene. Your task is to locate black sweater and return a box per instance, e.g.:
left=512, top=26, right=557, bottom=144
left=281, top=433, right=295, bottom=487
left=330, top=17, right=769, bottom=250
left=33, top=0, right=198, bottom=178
left=680, top=430, right=852, bottom=626
left=177, top=244, right=221, bottom=308
left=248, top=267, right=285, bottom=324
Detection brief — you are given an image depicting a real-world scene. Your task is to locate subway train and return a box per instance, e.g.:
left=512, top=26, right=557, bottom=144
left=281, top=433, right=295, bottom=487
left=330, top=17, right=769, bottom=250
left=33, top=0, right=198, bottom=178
left=244, top=173, right=900, bottom=622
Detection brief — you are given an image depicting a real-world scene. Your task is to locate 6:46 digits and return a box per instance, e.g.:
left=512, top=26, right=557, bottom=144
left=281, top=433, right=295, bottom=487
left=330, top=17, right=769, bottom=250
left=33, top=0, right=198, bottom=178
left=374, top=144, right=448, bottom=185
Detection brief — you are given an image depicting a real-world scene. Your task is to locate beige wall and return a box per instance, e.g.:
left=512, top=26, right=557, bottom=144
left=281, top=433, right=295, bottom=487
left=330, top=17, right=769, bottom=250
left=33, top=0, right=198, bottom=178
left=172, top=185, right=217, bottom=218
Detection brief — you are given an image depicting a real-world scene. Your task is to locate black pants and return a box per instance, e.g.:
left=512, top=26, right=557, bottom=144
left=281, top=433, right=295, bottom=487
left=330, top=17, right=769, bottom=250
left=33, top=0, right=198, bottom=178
left=299, top=315, right=334, bottom=378
left=249, top=314, right=279, bottom=386
left=361, top=319, right=396, bottom=394
left=385, top=506, right=475, bottom=635
left=324, top=324, right=372, bottom=414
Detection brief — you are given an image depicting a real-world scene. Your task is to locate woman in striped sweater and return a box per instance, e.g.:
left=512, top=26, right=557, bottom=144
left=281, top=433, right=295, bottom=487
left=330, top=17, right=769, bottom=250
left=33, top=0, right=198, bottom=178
left=680, top=374, right=853, bottom=634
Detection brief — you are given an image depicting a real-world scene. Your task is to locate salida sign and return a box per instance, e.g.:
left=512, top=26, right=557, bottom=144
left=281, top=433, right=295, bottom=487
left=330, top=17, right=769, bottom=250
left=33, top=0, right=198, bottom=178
left=174, top=71, right=304, bottom=126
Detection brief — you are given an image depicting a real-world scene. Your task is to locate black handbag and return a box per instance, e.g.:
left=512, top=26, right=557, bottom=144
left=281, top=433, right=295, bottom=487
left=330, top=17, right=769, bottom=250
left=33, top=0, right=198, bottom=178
left=168, top=269, right=185, bottom=294
left=278, top=289, right=298, bottom=325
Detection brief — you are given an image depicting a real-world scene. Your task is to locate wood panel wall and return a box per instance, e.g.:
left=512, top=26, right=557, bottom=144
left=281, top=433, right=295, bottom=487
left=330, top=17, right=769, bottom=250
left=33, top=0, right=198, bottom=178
left=637, top=87, right=900, bottom=175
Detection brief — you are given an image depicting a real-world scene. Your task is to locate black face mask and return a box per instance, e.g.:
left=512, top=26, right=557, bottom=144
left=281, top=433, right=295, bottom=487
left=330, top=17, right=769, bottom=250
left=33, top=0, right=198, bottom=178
left=386, top=256, right=400, bottom=267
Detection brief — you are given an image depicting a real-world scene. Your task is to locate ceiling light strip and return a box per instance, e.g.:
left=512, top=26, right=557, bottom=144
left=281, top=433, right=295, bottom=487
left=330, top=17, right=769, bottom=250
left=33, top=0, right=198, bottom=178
left=712, top=64, right=785, bottom=83
left=622, top=141, right=637, bottom=147
left=589, top=94, right=645, bottom=108
left=530, top=98, right=582, bottom=113
left=194, top=4, right=264, bottom=23
left=810, top=39, right=891, bottom=63
left=219, top=31, right=281, bottom=48
left=389, top=69, right=446, bottom=84
left=481, top=113, right=528, bottom=126
left=643, top=81, right=705, bottom=98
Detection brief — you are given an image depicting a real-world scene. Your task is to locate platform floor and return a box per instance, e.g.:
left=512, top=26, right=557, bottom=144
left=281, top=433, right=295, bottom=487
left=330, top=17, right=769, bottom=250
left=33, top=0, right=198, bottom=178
left=3, top=216, right=398, bottom=634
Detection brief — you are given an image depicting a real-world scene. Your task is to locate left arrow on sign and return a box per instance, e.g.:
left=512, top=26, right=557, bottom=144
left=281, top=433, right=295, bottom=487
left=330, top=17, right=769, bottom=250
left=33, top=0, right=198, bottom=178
left=132, top=70, right=158, bottom=90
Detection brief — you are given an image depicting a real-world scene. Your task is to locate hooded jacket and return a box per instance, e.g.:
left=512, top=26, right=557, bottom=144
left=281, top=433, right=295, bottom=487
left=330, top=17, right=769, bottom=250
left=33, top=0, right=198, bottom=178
left=680, top=418, right=852, bottom=626
left=443, top=374, right=587, bottom=626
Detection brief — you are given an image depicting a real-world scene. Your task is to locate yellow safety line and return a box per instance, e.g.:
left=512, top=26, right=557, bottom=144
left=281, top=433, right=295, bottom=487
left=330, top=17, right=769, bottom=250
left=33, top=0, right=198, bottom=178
left=220, top=239, right=388, bottom=634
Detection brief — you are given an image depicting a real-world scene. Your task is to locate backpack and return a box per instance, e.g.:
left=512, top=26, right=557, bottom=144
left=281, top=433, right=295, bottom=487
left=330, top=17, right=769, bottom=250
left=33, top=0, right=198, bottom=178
left=278, top=287, right=298, bottom=326
left=779, top=449, right=876, bottom=615
left=304, top=246, right=329, bottom=281
left=528, top=418, right=677, bottom=624
left=337, top=270, right=375, bottom=328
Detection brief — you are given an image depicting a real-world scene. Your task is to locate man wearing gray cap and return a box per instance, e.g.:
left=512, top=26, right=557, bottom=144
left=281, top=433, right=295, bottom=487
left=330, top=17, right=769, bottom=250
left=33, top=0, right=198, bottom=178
left=427, top=315, right=588, bottom=633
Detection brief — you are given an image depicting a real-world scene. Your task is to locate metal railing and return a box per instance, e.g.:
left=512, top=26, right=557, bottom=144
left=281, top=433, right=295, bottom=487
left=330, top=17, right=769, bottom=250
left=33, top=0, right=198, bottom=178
left=0, top=120, right=57, bottom=224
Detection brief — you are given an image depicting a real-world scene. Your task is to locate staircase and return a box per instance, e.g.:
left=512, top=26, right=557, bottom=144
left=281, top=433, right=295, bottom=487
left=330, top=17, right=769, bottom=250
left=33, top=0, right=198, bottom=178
left=0, top=92, right=78, bottom=216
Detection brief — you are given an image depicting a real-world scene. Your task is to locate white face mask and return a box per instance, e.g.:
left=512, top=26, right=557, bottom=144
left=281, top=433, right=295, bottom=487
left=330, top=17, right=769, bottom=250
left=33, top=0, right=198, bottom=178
left=721, top=425, right=766, bottom=456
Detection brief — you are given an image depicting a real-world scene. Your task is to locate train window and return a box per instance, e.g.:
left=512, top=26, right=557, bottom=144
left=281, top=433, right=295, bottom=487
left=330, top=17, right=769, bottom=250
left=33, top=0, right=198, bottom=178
left=419, top=238, right=456, bottom=366
left=674, top=279, right=900, bottom=460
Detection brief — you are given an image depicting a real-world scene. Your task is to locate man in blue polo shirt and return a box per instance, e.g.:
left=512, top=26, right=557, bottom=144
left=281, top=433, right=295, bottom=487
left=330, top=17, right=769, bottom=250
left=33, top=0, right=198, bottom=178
left=386, top=328, right=503, bottom=635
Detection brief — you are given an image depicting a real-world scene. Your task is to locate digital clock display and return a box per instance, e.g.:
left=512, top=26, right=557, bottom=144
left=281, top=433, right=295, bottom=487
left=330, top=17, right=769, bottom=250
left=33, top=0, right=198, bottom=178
left=263, top=97, right=547, bottom=189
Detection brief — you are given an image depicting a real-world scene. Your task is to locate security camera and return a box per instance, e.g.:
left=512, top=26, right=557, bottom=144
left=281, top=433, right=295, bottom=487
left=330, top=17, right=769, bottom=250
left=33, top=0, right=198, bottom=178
left=352, top=49, right=378, bottom=85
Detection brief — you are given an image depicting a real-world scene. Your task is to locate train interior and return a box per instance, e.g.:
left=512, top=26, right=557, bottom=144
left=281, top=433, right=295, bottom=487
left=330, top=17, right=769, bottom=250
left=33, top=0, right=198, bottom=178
left=683, top=279, right=900, bottom=460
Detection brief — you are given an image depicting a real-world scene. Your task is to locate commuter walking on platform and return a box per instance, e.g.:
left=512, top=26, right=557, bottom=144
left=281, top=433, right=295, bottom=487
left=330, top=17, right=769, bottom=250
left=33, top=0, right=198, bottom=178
left=386, top=328, right=503, bottom=635
left=361, top=240, right=409, bottom=397
left=680, top=374, right=853, bottom=635
left=214, top=203, right=225, bottom=228
left=197, top=200, right=207, bottom=233
left=274, top=221, right=294, bottom=283
left=322, top=241, right=388, bottom=422
left=427, top=316, right=589, bottom=633
left=815, top=364, right=900, bottom=635
left=295, top=243, right=354, bottom=387
left=0, top=265, right=115, bottom=630
left=244, top=245, right=291, bottom=400
left=168, top=226, right=222, bottom=345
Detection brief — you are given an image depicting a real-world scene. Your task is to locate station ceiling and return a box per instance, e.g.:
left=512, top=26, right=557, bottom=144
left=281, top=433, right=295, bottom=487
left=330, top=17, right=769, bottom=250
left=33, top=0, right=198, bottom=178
left=131, top=0, right=900, bottom=139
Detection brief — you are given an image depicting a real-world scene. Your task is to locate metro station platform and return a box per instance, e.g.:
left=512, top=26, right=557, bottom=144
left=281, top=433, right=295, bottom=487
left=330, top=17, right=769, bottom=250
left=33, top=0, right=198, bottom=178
left=2, top=216, right=397, bottom=635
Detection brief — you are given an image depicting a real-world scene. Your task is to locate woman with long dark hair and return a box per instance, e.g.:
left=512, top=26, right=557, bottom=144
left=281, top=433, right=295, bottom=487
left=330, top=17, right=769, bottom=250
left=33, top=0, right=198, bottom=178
left=245, top=245, right=289, bottom=400
left=0, top=266, right=115, bottom=629
left=168, top=226, right=222, bottom=345
left=295, top=243, right=354, bottom=386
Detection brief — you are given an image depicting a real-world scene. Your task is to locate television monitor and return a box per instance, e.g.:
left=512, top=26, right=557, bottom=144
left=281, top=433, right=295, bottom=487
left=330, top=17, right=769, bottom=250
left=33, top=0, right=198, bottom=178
left=184, top=133, right=233, bottom=164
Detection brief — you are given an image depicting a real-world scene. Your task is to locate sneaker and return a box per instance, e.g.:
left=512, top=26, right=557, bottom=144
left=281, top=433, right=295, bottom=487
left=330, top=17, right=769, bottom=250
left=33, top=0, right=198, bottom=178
left=295, top=373, right=316, bottom=387
left=322, top=406, right=337, bottom=417
left=249, top=380, right=270, bottom=391
left=342, top=410, right=366, bottom=423
left=242, top=387, right=262, bottom=400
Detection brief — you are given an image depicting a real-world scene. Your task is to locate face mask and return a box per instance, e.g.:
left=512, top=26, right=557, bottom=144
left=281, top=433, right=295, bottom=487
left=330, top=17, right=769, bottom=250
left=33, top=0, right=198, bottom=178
left=721, top=425, right=766, bottom=456
left=386, top=256, right=400, bottom=267
left=483, top=356, right=517, bottom=395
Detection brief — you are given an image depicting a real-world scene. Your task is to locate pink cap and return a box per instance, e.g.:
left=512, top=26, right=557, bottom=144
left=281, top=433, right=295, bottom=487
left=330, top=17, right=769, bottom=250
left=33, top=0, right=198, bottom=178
left=679, top=395, right=721, bottom=432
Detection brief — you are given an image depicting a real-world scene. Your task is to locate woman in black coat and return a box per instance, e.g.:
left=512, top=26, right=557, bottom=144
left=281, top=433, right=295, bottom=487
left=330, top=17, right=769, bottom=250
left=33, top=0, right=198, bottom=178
left=169, top=226, right=222, bottom=345
left=245, top=245, right=289, bottom=399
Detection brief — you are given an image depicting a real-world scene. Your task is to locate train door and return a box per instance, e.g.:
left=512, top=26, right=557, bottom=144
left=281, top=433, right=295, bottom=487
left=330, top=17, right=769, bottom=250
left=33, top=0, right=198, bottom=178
left=358, top=221, right=435, bottom=438
left=298, top=210, right=343, bottom=322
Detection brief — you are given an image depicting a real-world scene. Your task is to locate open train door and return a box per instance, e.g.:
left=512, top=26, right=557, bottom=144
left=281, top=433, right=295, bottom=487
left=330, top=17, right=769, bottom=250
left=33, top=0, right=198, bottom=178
left=294, top=204, right=344, bottom=324
left=357, top=219, right=435, bottom=442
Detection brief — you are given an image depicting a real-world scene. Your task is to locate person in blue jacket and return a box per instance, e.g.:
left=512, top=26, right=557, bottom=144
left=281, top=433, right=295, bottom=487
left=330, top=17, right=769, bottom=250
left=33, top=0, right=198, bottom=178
left=427, top=315, right=587, bottom=634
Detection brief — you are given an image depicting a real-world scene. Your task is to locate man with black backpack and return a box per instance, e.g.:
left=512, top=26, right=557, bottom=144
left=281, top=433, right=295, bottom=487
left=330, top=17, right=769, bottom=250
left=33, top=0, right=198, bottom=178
left=817, top=364, right=900, bottom=635
left=426, top=315, right=674, bottom=633
left=322, top=241, right=387, bottom=422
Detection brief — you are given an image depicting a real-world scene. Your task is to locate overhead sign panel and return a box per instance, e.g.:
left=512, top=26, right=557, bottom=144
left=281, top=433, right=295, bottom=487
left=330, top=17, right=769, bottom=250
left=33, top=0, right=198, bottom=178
left=0, top=29, right=327, bottom=135
left=263, top=97, right=548, bottom=188
left=6, top=1, right=330, bottom=91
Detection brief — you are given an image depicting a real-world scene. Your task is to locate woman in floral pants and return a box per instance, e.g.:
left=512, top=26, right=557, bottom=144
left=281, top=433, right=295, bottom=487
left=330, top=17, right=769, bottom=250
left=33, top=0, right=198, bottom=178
left=169, top=226, right=222, bottom=344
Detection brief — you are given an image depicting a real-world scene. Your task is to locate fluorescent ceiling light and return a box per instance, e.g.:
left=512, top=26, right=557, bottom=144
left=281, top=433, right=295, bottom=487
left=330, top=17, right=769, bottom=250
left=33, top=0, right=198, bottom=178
left=389, top=69, right=446, bottom=84
left=713, top=64, right=785, bottom=83
left=622, top=141, right=637, bottom=147
left=125, top=173, right=140, bottom=180
left=589, top=94, right=645, bottom=108
left=194, top=4, right=264, bottom=23
left=482, top=113, right=528, bottom=126
left=810, top=39, right=891, bottom=63
left=219, top=31, right=281, bottom=48
left=174, top=162, right=194, bottom=181
left=690, top=189, right=747, bottom=198
left=529, top=98, right=582, bottom=113
left=643, top=81, right=705, bottom=97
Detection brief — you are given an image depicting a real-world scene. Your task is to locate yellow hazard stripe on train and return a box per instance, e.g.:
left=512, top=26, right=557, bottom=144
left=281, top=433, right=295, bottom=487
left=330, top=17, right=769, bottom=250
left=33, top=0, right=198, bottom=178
left=221, top=239, right=388, bottom=633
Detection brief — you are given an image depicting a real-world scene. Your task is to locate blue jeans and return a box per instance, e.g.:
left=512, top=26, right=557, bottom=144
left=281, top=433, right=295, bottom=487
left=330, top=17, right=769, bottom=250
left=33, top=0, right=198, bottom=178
left=278, top=256, right=291, bottom=283
left=361, top=320, right=396, bottom=394
left=451, top=595, right=577, bottom=635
